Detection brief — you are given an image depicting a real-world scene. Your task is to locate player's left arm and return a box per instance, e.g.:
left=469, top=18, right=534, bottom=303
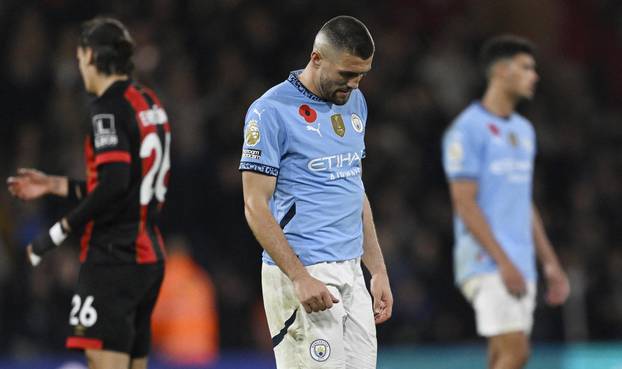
left=27, top=105, right=132, bottom=266
left=532, top=204, right=570, bottom=305
left=361, top=192, right=393, bottom=324
left=7, top=169, right=86, bottom=202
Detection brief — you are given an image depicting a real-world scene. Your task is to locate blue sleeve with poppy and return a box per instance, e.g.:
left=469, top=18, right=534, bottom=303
left=239, top=99, right=284, bottom=177
left=442, top=118, right=484, bottom=180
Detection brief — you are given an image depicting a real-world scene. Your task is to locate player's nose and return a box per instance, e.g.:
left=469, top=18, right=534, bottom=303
left=347, top=76, right=363, bottom=90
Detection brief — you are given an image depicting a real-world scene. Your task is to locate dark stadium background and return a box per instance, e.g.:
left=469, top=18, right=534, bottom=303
left=1, top=0, right=622, bottom=368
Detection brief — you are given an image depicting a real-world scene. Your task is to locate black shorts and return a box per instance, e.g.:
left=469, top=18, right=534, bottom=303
left=65, top=262, right=164, bottom=357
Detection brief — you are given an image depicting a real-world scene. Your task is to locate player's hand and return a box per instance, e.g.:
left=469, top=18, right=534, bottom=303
left=292, top=273, right=339, bottom=313
left=26, top=244, right=42, bottom=267
left=499, top=260, right=527, bottom=298
left=370, top=271, right=393, bottom=324
left=544, top=263, right=570, bottom=306
left=7, top=168, right=50, bottom=200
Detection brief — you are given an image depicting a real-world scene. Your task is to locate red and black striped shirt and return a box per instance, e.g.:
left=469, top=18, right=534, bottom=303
left=68, top=79, right=171, bottom=264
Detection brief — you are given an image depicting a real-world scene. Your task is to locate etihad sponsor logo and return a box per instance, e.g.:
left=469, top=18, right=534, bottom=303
left=489, top=158, right=533, bottom=182
left=307, top=151, right=363, bottom=172
left=329, top=167, right=361, bottom=181
left=489, top=158, right=532, bottom=174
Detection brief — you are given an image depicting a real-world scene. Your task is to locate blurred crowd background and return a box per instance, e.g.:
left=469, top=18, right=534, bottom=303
left=1, top=0, right=622, bottom=364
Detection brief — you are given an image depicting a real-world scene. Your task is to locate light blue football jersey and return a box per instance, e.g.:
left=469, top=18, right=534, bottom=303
left=239, top=71, right=368, bottom=266
left=442, top=102, right=537, bottom=284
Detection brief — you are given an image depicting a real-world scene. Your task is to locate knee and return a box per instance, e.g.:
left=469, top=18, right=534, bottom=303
left=497, top=342, right=530, bottom=368
left=489, top=342, right=531, bottom=369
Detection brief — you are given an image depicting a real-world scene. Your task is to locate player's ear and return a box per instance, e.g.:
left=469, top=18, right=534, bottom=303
left=310, top=50, right=322, bottom=68
left=82, top=47, right=95, bottom=66
left=496, top=60, right=513, bottom=80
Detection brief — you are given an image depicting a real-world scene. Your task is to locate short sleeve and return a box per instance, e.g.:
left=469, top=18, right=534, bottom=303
left=356, top=90, right=368, bottom=159
left=239, top=100, right=284, bottom=177
left=442, top=121, right=482, bottom=180
left=90, top=100, right=131, bottom=167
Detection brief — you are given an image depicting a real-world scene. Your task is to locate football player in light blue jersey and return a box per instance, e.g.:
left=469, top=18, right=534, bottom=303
left=240, top=16, right=392, bottom=369
left=443, top=35, right=570, bottom=369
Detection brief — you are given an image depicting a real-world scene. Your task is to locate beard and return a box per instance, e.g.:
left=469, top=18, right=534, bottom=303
left=319, top=74, right=352, bottom=105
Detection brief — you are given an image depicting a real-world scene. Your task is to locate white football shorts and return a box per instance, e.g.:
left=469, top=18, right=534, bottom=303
left=461, top=272, right=536, bottom=337
left=262, top=258, right=377, bottom=369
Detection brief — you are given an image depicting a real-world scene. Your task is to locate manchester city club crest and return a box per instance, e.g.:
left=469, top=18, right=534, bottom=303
left=310, top=339, right=331, bottom=362
left=351, top=113, right=363, bottom=133
left=331, top=114, right=346, bottom=137
left=244, top=120, right=260, bottom=146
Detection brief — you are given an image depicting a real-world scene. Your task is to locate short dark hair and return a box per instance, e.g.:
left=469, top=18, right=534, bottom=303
left=319, top=15, right=374, bottom=59
left=480, top=34, right=535, bottom=77
left=79, top=17, right=135, bottom=75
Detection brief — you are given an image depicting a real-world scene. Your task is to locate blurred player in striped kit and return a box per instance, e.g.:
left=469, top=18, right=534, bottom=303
left=8, top=17, right=170, bottom=369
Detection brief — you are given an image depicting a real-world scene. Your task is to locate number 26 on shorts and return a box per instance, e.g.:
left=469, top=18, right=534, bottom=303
left=69, top=294, right=98, bottom=328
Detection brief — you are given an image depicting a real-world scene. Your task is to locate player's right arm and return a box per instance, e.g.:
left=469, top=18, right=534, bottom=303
left=448, top=180, right=526, bottom=297
left=443, top=122, right=526, bottom=297
left=8, top=169, right=87, bottom=202
left=242, top=171, right=339, bottom=313
left=239, top=100, right=337, bottom=313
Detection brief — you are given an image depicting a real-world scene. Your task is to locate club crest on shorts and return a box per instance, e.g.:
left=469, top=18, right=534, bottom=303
left=331, top=114, right=346, bottom=137
left=351, top=113, right=364, bottom=133
left=309, top=339, right=331, bottom=362
left=244, top=120, right=260, bottom=146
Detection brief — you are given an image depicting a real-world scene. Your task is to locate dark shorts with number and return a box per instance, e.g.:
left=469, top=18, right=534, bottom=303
left=66, top=262, right=165, bottom=357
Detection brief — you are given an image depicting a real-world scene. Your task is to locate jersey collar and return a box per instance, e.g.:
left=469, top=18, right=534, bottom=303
left=97, top=79, right=131, bottom=101
left=474, top=101, right=512, bottom=121
left=287, top=70, right=327, bottom=102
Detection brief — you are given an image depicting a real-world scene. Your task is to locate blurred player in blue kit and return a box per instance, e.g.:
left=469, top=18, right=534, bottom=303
left=240, top=15, right=393, bottom=369
left=442, top=35, right=570, bottom=369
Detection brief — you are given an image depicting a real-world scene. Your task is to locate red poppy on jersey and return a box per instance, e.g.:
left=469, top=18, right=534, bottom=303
left=488, top=123, right=500, bottom=136
left=299, top=104, right=317, bottom=123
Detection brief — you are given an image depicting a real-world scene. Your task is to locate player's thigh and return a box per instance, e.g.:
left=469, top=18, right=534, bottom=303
left=85, top=349, right=130, bottom=369
left=262, top=263, right=346, bottom=369
left=343, top=264, right=376, bottom=369
left=462, top=273, right=536, bottom=337
left=489, top=331, right=530, bottom=357
left=67, top=263, right=164, bottom=355
left=67, top=264, right=134, bottom=353
left=130, top=356, right=148, bottom=369
left=130, top=263, right=165, bottom=358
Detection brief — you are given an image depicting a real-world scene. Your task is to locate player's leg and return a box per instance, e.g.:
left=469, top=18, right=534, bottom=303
left=129, top=263, right=165, bottom=369
left=343, top=259, right=376, bottom=369
left=66, top=265, right=135, bottom=367
left=84, top=349, right=130, bottom=369
left=129, top=357, right=148, bottom=369
left=262, top=262, right=347, bottom=369
left=462, top=273, right=536, bottom=369
left=488, top=332, right=530, bottom=369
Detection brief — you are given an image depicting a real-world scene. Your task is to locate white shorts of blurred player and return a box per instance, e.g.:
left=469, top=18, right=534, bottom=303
left=262, top=258, right=377, bottom=369
left=461, top=272, right=537, bottom=337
